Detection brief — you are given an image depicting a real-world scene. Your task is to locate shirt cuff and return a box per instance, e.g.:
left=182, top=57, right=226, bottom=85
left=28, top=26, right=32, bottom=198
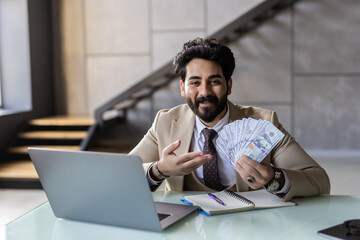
left=147, top=162, right=164, bottom=187
left=276, top=170, right=291, bottom=194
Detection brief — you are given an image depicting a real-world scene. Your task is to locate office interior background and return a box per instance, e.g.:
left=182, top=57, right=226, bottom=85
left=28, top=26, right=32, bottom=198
left=0, top=0, right=360, bottom=228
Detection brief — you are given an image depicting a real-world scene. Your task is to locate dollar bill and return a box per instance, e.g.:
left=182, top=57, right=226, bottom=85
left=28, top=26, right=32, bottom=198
left=216, top=118, right=285, bottom=169
left=242, top=122, right=284, bottom=163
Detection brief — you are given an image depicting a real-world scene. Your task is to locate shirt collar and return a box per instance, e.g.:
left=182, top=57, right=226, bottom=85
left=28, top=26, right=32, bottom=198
left=194, top=104, right=230, bottom=135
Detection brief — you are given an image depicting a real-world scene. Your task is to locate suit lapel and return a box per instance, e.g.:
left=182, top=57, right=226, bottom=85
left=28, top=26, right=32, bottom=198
left=170, top=107, right=195, bottom=155
left=228, top=101, right=247, bottom=123
left=167, top=106, right=195, bottom=190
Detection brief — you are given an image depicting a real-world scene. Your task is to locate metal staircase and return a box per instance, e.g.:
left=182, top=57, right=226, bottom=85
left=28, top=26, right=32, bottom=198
left=81, top=0, right=296, bottom=152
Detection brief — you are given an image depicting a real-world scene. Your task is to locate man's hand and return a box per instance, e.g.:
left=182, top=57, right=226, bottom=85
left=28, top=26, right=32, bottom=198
left=235, top=154, right=274, bottom=189
left=152, top=140, right=212, bottom=179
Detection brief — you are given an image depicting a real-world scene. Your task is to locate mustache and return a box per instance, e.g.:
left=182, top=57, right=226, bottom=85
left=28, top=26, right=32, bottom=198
left=195, top=96, right=219, bottom=106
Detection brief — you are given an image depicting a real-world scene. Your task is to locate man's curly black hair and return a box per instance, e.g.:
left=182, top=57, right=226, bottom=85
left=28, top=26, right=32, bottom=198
left=173, top=37, right=235, bottom=82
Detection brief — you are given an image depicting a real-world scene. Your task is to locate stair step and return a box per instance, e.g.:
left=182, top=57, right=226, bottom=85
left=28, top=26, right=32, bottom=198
left=114, top=99, right=136, bottom=110
left=0, top=115, right=93, bottom=188
left=7, top=145, right=79, bottom=155
left=18, top=131, right=88, bottom=140
left=131, top=88, right=153, bottom=99
left=149, top=78, right=169, bottom=88
left=0, top=161, right=38, bottom=179
left=28, top=115, right=94, bottom=126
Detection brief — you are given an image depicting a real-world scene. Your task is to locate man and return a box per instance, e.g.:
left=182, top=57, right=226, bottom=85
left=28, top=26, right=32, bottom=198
left=129, top=38, right=330, bottom=201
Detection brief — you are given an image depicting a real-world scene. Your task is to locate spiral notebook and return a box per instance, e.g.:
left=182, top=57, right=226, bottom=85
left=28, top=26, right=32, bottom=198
left=184, top=190, right=295, bottom=215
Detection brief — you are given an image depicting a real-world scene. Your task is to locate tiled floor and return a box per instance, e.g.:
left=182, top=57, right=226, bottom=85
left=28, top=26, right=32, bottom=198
left=0, top=156, right=359, bottom=229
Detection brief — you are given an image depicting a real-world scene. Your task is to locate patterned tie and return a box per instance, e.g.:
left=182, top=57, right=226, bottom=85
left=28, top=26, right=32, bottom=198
left=202, top=128, right=224, bottom=191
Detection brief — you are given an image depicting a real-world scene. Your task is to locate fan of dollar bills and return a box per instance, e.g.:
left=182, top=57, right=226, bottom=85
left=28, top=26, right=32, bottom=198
left=216, top=118, right=284, bottom=169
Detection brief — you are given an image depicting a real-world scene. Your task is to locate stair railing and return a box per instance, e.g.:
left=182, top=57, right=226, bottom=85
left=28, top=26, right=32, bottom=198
left=81, top=0, right=296, bottom=151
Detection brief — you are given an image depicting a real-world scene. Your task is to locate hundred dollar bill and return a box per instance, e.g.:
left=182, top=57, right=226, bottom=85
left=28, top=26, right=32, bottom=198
left=242, top=122, right=284, bottom=163
left=216, top=118, right=285, bottom=169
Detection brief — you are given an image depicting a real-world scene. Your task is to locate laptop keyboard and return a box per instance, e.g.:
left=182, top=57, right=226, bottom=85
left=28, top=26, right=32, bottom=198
left=157, top=213, right=171, bottom=221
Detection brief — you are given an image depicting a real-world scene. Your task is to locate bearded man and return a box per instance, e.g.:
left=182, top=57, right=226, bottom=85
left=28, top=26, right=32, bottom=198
left=129, top=38, right=330, bottom=201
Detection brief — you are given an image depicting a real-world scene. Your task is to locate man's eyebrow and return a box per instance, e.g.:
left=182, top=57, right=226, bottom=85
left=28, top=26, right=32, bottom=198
left=208, top=74, right=222, bottom=79
left=187, top=74, right=222, bottom=81
left=188, top=76, right=201, bottom=80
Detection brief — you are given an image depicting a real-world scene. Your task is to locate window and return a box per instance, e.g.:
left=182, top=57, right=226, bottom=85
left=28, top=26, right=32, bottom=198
left=0, top=0, right=32, bottom=113
left=0, top=62, right=2, bottom=107
left=0, top=16, right=3, bottom=108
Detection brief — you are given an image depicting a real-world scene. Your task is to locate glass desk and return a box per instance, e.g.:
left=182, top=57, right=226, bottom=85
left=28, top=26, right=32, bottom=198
left=4, top=191, right=360, bottom=240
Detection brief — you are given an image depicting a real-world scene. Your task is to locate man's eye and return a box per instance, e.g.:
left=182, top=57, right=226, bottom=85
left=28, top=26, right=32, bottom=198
left=190, top=81, right=200, bottom=85
left=210, top=80, right=221, bottom=85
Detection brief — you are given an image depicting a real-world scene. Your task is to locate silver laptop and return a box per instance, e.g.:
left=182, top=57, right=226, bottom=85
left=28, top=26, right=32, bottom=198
left=28, top=148, right=198, bottom=232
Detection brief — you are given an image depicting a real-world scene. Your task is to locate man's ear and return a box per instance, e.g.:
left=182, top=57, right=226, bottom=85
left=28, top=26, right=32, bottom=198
left=180, top=79, right=185, bottom=97
left=227, top=78, right=233, bottom=95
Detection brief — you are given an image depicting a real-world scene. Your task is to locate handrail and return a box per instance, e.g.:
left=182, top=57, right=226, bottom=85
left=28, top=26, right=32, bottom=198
left=94, top=62, right=176, bottom=124
left=93, top=0, right=293, bottom=125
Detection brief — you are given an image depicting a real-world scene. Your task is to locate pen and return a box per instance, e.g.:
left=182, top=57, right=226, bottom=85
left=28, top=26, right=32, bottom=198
left=208, top=193, right=225, bottom=206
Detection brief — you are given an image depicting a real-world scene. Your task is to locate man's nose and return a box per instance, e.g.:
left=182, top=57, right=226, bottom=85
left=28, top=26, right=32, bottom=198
left=199, top=82, right=211, bottom=96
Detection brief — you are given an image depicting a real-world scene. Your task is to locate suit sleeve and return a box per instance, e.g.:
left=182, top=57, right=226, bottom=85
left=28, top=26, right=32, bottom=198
left=269, top=111, right=331, bottom=201
left=128, top=111, right=161, bottom=179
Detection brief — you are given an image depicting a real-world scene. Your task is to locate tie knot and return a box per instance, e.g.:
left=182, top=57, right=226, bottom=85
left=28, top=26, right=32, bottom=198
left=202, top=128, right=217, bottom=141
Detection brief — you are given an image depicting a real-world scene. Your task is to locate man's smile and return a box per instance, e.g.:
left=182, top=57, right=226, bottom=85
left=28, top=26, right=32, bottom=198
left=199, top=101, right=215, bottom=107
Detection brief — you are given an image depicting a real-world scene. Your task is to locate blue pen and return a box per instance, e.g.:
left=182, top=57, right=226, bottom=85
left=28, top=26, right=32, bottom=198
left=208, top=193, right=225, bottom=206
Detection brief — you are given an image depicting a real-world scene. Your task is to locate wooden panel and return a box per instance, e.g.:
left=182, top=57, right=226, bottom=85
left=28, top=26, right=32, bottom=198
left=7, top=146, right=79, bottom=155
left=0, top=161, right=38, bottom=179
left=18, top=131, right=88, bottom=139
left=62, top=0, right=87, bottom=115
left=28, top=116, right=94, bottom=126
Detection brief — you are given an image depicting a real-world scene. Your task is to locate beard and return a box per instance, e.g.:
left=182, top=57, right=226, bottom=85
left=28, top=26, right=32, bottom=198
left=186, top=93, right=228, bottom=123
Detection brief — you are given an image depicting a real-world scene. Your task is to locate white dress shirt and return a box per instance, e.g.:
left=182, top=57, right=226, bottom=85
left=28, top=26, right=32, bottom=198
left=192, top=108, right=235, bottom=187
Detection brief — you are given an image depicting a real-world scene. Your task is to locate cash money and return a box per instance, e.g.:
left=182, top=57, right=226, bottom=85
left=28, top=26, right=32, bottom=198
left=216, top=118, right=284, bottom=169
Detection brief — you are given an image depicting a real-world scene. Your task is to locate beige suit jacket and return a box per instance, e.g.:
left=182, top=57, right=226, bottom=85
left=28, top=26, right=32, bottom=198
left=129, top=101, right=330, bottom=201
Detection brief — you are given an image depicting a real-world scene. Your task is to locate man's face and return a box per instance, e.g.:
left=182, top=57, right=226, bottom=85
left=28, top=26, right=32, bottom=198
left=180, top=58, right=232, bottom=126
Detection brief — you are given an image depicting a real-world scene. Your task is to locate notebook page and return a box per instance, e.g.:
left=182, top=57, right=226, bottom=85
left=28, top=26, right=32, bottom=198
left=239, top=190, right=295, bottom=208
left=185, top=191, right=252, bottom=213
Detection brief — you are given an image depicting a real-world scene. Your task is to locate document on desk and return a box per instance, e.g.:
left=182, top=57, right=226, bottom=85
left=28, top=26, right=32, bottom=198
left=184, top=190, right=296, bottom=215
